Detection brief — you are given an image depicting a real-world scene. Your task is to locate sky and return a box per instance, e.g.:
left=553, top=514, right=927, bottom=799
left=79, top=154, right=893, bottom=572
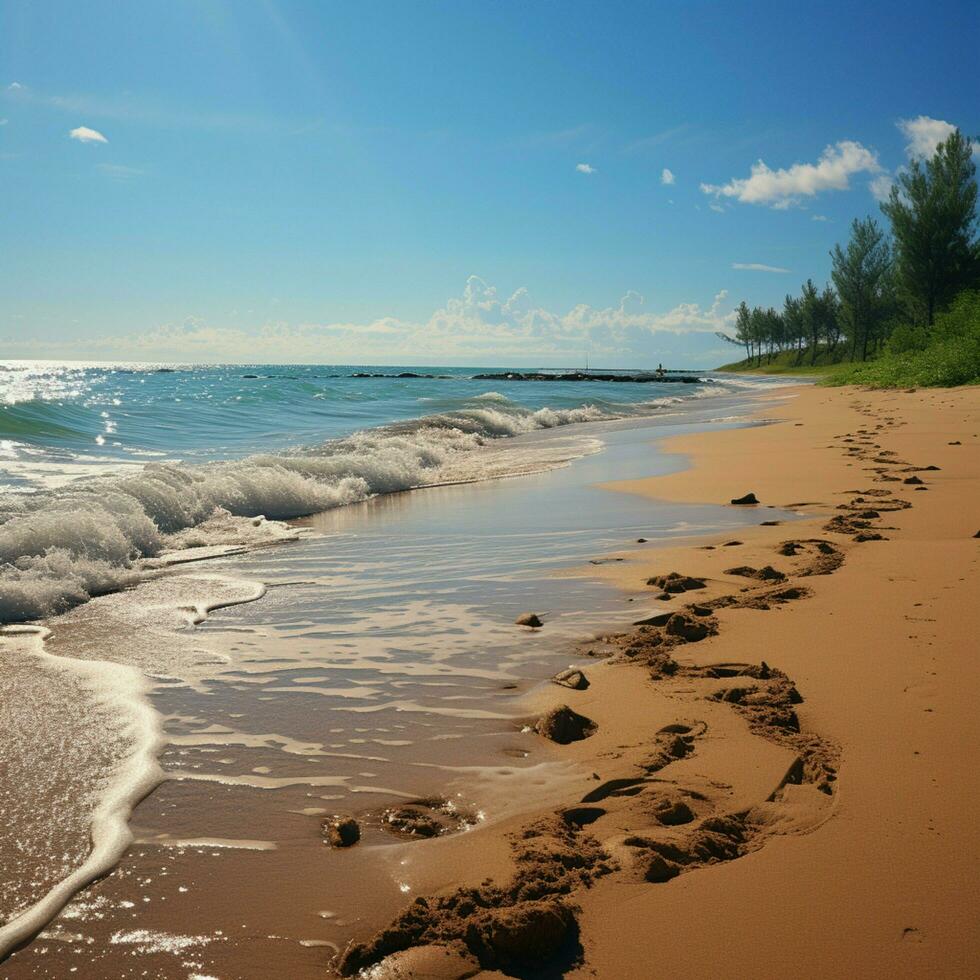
left=1, top=0, right=978, bottom=368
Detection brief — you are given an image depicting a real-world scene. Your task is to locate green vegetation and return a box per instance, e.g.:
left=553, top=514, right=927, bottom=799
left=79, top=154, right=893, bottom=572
left=827, top=290, right=980, bottom=387
left=718, top=130, right=980, bottom=388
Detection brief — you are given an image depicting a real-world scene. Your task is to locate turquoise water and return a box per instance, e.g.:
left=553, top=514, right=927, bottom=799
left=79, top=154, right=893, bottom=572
left=1, top=361, right=755, bottom=471
left=0, top=361, right=792, bottom=621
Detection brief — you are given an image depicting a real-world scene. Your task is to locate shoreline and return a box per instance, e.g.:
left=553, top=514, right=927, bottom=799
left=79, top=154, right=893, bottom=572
left=330, top=383, right=979, bottom=978
left=1, top=382, right=976, bottom=978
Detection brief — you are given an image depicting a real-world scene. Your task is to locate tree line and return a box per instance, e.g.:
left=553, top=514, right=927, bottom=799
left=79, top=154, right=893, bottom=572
left=721, top=129, right=979, bottom=366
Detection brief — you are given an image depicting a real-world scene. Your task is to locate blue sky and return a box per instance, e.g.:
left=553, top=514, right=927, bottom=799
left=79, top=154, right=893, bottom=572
left=1, top=0, right=977, bottom=366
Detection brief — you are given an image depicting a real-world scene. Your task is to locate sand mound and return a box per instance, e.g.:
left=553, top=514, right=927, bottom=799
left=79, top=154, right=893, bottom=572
left=645, top=572, right=706, bottom=593
left=534, top=705, right=597, bottom=744
left=337, top=816, right=613, bottom=976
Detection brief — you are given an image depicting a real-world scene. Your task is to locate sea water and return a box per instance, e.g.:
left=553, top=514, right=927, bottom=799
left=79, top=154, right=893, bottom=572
left=0, top=361, right=799, bottom=975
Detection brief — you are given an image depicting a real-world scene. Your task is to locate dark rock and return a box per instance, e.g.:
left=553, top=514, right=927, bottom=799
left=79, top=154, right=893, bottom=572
left=535, top=705, right=597, bottom=744
left=903, top=476, right=924, bottom=485
left=324, top=816, right=360, bottom=848
left=515, top=612, right=543, bottom=628
left=636, top=537, right=648, bottom=543
left=730, top=492, right=759, bottom=505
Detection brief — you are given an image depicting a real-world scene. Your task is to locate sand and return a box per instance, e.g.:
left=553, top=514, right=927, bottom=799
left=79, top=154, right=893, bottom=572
left=341, top=384, right=980, bottom=979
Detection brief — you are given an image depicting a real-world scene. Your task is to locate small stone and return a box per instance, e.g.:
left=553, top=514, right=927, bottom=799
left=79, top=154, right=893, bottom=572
left=515, top=612, right=543, bottom=628
left=552, top=668, right=589, bottom=690
left=324, top=816, right=360, bottom=848
left=730, top=492, right=759, bottom=505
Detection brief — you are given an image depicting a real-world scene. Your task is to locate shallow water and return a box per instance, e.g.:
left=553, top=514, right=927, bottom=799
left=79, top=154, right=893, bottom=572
left=0, top=367, right=800, bottom=975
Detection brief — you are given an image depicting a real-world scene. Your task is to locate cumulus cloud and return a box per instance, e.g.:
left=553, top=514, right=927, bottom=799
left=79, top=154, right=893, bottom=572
left=1, top=277, right=737, bottom=366
left=732, top=263, right=790, bottom=274
left=661, top=167, right=675, bottom=185
left=6, top=82, right=23, bottom=91
left=897, top=115, right=979, bottom=158
left=869, top=173, right=894, bottom=202
left=701, top=140, right=881, bottom=209
left=575, top=162, right=596, bottom=175
left=69, top=125, right=108, bottom=144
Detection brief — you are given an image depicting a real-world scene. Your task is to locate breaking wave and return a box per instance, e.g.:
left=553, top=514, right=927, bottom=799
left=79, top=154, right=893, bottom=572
left=0, top=401, right=621, bottom=622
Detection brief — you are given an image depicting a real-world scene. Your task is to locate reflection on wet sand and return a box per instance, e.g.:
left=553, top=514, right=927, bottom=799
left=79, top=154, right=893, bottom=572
left=0, top=414, right=792, bottom=977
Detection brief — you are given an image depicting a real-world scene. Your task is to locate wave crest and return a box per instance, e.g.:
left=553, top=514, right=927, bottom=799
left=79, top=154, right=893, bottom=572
left=0, top=401, right=616, bottom=622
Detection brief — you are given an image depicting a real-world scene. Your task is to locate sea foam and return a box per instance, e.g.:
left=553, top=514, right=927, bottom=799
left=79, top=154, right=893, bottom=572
left=0, top=400, right=618, bottom=622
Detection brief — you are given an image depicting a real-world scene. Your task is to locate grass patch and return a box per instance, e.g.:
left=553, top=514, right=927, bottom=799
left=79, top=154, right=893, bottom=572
left=717, top=348, right=854, bottom=376
left=824, top=335, right=980, bottom=388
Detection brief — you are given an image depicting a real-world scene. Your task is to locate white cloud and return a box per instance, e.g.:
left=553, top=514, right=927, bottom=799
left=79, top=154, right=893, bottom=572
left=2, top=277, right=737, bottom=366
left=661, top=167, right=675, bottom=185
left=899, top=116, right=954, bottom=158
left=732, top=263, right=790, bottom=274
left=575, top=162, right=596, bottom=175
left=811, top=214, right=828, bottom=222
left=869, top=173, right=894, bottom=202
left=69, top=125, right=108, bottom=144
left=6, top=82, right=23, bottom=91
left=701, top=140, right=881, bottom=209
left=708, top=202, right=725, bottom=213
left=0, top=118, right=6, bottom=126
left=897, top=115, right=979, bottom=159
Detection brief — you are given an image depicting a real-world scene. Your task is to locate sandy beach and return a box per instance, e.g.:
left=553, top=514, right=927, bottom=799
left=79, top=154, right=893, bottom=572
left=2, top=381, right=977, bottom=979
left=331, top=383, right=979, bottom=979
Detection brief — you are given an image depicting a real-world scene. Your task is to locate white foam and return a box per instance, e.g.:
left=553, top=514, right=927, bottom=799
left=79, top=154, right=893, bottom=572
left=0, top=381, right=770, bottom=622
left=0, top=625, right=165, bottom=960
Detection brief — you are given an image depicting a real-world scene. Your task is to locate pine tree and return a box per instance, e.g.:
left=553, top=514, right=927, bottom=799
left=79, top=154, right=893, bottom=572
left=881, top=129, right=979, bottom=325
left=831, top=217, right=893, bottom=360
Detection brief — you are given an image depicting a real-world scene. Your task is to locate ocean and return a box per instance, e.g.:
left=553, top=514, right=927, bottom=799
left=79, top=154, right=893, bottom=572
left=0, top=361, right=790, bottom=623
left=0, top=361, right=800, bottom=974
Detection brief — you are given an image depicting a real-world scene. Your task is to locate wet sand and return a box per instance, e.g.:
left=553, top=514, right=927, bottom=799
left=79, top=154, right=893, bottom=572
left=3, top=384, right=977, bottom=979
left=1, top=406, right=787, bottom=977
left=331, top=384, right=979, bottom=979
